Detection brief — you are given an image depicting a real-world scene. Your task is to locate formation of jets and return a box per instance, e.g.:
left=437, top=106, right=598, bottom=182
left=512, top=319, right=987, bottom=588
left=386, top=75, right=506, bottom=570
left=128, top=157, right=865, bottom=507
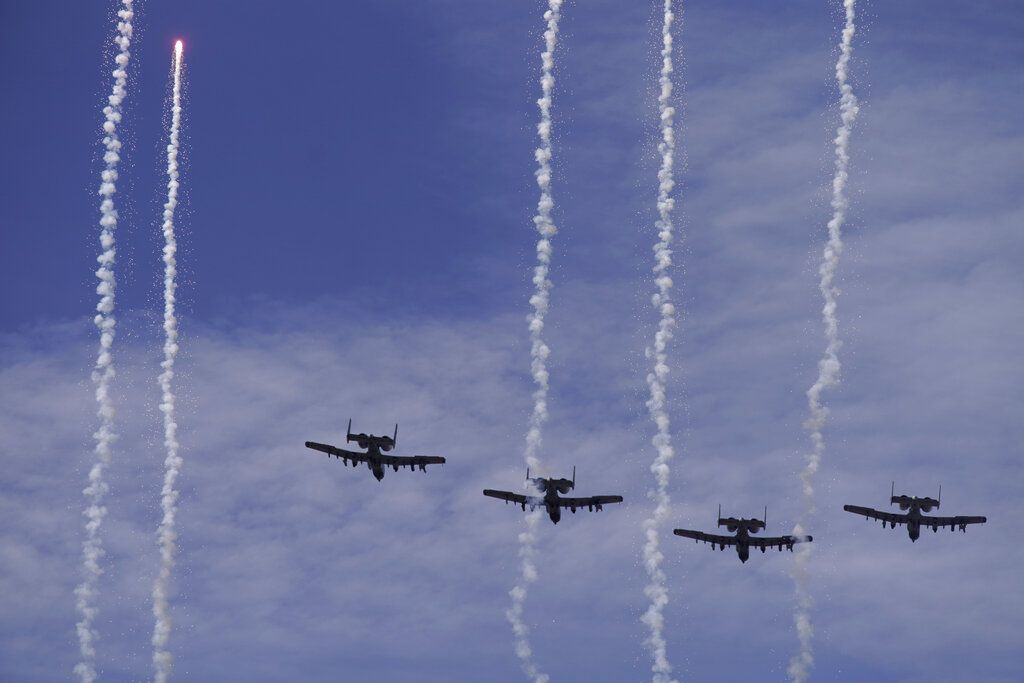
left=302, top=420, right=988, bottom=561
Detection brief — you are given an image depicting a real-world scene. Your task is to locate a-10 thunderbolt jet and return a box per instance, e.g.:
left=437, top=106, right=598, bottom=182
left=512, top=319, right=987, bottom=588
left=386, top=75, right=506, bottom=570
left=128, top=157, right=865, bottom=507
left=304, top=420, right=446, bottom=482
left=673, top=506, right=813, bottom=563
left=844, top=483, right=987, bottom=542
left=483, top=467, right=623, bottom=524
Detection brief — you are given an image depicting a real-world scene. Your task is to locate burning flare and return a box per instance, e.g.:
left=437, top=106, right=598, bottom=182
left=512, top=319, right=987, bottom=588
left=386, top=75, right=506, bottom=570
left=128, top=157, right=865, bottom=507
left=151, top=40, right=186, bottom=683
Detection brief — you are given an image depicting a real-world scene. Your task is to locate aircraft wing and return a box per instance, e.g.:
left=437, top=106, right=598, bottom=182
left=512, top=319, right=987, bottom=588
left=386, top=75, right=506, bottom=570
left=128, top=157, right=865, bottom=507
left=483, top=489, right=542, bottom=510
left=377, top=454, right=446, bottom=472
left=843, top=505, right=909, bottom=526
left=555, top=495, right=624, bottom=512
left=747, top=534, right=812, bottom=550
left=673, top=529, right=738, bottom=546
left=918, top=514, right=987, bottom=530
left=305, top=441, right=370, bottom=465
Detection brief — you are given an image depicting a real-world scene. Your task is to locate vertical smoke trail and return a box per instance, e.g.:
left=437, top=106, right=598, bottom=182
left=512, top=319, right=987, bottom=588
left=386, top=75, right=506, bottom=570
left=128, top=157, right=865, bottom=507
left=152, top=40, right=185, bottom=683
left=789, top=2, right=859, bottom=681
left=74, top=3, right=135, bottom=681
left=640, top=3, right=680, bottom=683
left=507, top=2, right=561, bottom=682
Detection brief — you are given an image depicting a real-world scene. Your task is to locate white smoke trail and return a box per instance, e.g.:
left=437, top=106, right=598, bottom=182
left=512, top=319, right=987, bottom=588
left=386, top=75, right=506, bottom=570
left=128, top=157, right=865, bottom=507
left=74, top=3, right=134, bottom=681
left=151, top=40, right=185, bottom=683
left=506, top=2, right=562, bottom=682
left=789, top=2, right=859, bottom=681
left=640, top=3, right=680, bottom=682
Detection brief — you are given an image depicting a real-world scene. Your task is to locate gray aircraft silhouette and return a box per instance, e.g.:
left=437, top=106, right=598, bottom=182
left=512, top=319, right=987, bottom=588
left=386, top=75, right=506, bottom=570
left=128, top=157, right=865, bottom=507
left=483, top=468, right=623, bottom=524
left=844, top=483, right=987, bottom=541
left=673, top=506, right=812, bottom=563
left=304, top=419, right=445, bottom=481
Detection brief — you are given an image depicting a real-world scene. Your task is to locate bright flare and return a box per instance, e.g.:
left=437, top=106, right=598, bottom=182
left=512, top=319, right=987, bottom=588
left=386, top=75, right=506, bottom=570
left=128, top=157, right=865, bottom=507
left=151, top=40, right=186, bottom=683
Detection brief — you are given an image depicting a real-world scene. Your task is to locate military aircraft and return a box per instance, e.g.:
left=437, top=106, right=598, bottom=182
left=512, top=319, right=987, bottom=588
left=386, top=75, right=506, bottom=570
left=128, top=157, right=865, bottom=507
left=304, top=419, right=445, bottom=482
left=482, top=467, right=623, bottom=524
left=844, top=483, right=987, bottom=542
left=673, top=506, right=812, bottom=563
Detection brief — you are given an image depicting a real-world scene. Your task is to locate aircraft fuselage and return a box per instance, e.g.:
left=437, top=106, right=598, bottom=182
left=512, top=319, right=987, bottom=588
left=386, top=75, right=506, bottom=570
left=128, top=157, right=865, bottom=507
left=735, top=528, right=751, bottom=563
left=908, top=516, right=921, bottom=541
left=896, top=505, right=929, bottom=541
left=361, top=445, right=385, bottom=481
left=543, top=489, right=562, bottom=524
left=893, top=503, right=941, bottom=541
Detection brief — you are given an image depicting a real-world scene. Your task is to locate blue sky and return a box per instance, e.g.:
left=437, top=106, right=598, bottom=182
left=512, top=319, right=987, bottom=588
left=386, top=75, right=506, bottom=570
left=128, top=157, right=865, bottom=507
left=2, top=1, right=1023, bottom=681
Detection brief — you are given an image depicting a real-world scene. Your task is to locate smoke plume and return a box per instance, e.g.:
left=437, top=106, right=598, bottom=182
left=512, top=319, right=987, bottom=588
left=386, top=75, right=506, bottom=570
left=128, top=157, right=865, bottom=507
left=789, top=2, right=859, bottom=681
left=151, top=40, right=185, bottom=683
left=507, top=2, right=562, bottom=682
left=74, top=3, right=135, bottom=681
left=640, top=3, right=681, bottom=682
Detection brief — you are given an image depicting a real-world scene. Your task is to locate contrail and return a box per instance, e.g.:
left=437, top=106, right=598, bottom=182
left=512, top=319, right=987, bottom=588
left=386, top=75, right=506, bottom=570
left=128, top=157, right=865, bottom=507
left=641, top=3, right=681, bottom=682
left=74, top=2, right=135, bottom=681
left=789, top=2, right=859, bottom=681
left=152, top=40, right=185, bottom=683
left=507, top=2, right=562, bottom=682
